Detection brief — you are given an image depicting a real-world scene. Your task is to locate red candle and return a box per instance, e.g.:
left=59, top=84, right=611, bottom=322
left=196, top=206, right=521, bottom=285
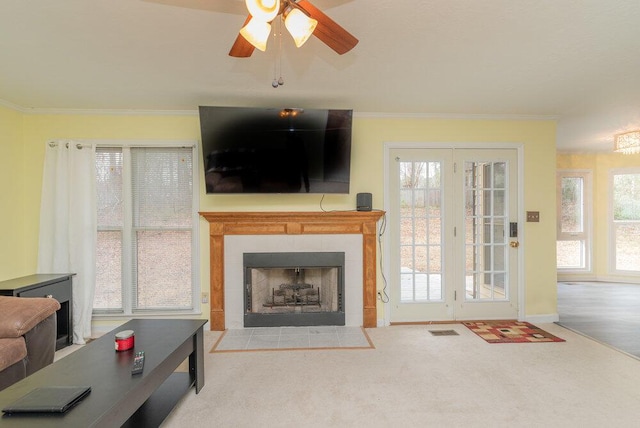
left=115, top=330, right=135, bottom=351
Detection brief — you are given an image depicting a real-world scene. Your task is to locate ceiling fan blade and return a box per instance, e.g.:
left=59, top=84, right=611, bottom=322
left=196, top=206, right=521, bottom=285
left=296, top=0, right=358, bottom=55
left=229, top=15, right=255, bottom=57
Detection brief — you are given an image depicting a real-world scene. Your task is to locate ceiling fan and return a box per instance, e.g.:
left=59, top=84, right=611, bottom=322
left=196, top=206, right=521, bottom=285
left=229, top=0, right=358, bottom=58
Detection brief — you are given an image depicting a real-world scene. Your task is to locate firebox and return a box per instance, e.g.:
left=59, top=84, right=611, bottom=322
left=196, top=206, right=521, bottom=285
left=243, top=252, right=345, bottom=327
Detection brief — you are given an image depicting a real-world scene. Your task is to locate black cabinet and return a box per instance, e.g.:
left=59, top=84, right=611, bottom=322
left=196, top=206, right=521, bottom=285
left=0, top=274, right=73, bottom=350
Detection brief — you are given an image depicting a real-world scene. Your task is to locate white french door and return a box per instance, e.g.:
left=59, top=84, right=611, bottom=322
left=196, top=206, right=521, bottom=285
left=388, top=147, right=520, bottom=322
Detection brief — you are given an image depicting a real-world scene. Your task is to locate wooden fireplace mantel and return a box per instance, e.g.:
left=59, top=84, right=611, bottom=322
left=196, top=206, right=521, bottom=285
left=199, top=211, right=385, bottom=331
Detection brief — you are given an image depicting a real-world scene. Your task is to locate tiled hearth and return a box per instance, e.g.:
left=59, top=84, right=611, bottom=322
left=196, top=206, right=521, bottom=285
left=212, top=326, right=373, bottom=352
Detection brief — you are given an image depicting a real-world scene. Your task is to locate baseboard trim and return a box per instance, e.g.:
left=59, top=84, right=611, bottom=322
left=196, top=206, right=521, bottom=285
left=380, top=315, right=561, bottom=325
left=558, top=276, right=640, bottom=284
left=524, top=314, right=559, bottom=324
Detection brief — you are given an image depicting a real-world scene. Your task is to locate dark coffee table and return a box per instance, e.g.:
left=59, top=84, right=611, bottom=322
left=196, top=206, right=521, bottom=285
left=0, top=319, right=206, bottom=427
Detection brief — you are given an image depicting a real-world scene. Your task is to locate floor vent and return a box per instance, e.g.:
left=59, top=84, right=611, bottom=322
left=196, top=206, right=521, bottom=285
left=429, top=329, right=459, bottom=336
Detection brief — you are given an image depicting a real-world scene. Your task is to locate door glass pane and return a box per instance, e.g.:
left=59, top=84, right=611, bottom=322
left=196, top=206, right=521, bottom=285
left=400, top=189, right=412, bottom=206
left=428, top=189, right=441, bottom=215
left=494, top=220, right=506, bottom=244
left=414, top=218, right=427, bottom=244
left=494, top=245, right=505, bottom=271
left=494, top=273, right=506, bottom=298
left=493, top=190, right=505, bottom=216
left=428, top=162, right=441, bottom=187
left=429, top=275, right=442, bottom=300
left=414, top=273, right=428, bottom=300
left=464, top=161, right=508, bottom=301
left=493, top=162, right=506, bottom=188
left=400, top=272, right=413, bottom=301
left=399, top=161, right=444, bottom=302
left=415, top=246, right=428, bottom=273
left=400, top=245, right=414, bottom=272
left=429, top=246, right=442, bottom=271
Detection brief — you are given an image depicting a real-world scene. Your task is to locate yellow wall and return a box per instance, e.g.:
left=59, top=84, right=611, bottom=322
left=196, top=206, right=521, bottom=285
left=557, top=151, right=640, bottom=282
left=0, top=106, right=28, bottom=278
left=2, top=109, right=559, bottom=320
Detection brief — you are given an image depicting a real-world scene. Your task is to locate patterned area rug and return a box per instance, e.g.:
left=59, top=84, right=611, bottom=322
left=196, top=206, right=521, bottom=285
left=464, top=321, right=566, bottom=343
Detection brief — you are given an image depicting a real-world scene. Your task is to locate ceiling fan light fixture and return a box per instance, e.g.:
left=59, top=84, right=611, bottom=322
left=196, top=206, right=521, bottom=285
left=613, top=130, right=640, bottom=154
left=284, top=8, right=318, bottom=47
left=240, top=18, right=272, bottom=51
left=245, top=0, right=281, bottom=22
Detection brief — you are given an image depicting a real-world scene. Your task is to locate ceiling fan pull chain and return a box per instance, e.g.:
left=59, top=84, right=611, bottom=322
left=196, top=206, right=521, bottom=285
left=272, top=17, right=285, bottom=88
left=272, top=21, right=279, bottom=88
left=278, top=16, right=284, bottom=86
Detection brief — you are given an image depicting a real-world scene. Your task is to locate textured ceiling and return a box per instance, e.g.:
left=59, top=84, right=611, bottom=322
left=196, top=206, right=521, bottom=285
left=1, top=0, right=640, bottom=152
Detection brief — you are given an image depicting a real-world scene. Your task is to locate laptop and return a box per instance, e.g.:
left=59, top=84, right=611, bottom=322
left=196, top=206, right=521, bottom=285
left=2, top=386, right=91, bottom=414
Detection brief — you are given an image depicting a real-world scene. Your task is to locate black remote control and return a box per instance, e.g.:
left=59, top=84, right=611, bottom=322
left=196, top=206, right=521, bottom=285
left=131, top=351, right=144, bottom=375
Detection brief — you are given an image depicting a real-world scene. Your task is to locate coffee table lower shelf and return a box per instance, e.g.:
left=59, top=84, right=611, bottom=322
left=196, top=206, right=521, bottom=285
left=123, top=372, right=193, bottom=427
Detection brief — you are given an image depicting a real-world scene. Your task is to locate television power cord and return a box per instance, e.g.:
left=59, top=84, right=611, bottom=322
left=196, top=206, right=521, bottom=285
left=319, top=194, right=390, bottom=304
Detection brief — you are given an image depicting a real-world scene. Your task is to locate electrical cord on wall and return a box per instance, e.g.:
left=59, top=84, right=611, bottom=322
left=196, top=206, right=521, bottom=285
left=377, top=213, right=390, bottom=303
left=319, top=193, right=390, bottom=303
left=320, top=194, right=328, bottom=212
left=319, top=194, right=359, bottom=213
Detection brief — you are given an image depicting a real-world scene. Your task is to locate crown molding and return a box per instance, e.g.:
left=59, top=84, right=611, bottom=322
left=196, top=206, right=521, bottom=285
left=0, top=98, right=557, bottom=121
left=355, top=111, right=558, bottom=121
left=0, top=99, right=197, bottom=116
left=28, top=108, right=199, bottom=116
left=0, top=98, right=30, bottom=113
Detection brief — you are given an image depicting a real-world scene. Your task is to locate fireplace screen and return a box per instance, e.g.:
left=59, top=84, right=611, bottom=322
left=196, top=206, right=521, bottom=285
left=244, top=252, right=345, bottom=327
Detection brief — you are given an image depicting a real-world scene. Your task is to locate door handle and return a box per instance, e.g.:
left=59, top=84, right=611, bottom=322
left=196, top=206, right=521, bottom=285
left=510, top=241, right=519, bottom=248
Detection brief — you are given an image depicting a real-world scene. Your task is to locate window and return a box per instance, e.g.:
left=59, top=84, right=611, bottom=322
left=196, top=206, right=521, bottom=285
left=611, top=169, right=640, bottom=273
left=94, top=145, right=198, bottom=314
left=556, top=170, right=591, bottom=271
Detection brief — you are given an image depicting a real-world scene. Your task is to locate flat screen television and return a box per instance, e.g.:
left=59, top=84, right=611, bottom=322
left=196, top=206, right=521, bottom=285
left=199, top=106, right=352, bottom=194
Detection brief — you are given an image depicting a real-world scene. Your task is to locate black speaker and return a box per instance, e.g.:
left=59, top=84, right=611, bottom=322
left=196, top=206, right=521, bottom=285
left=356, top=193, right=372, bottom=211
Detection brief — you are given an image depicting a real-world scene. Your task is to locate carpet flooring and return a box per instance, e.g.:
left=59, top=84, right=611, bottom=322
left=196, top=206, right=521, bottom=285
left=161, top=323, right=640, bottom=427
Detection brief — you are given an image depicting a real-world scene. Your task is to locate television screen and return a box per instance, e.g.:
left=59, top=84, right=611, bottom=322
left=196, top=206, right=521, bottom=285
left=199, top=106, right=352, bottom=194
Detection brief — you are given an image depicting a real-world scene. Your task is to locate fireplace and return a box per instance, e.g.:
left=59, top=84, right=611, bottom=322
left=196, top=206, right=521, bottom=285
left=244, top=252, right=345, bottom=327
left=199, top=211, right=386, bottom=330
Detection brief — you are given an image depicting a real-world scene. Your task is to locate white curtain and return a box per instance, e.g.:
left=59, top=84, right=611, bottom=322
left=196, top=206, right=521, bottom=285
left=37, top=141, right=96, bottom=345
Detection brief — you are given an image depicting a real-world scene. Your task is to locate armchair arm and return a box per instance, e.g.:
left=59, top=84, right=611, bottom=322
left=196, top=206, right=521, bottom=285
left=0, top=296, right=60, bottom=338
